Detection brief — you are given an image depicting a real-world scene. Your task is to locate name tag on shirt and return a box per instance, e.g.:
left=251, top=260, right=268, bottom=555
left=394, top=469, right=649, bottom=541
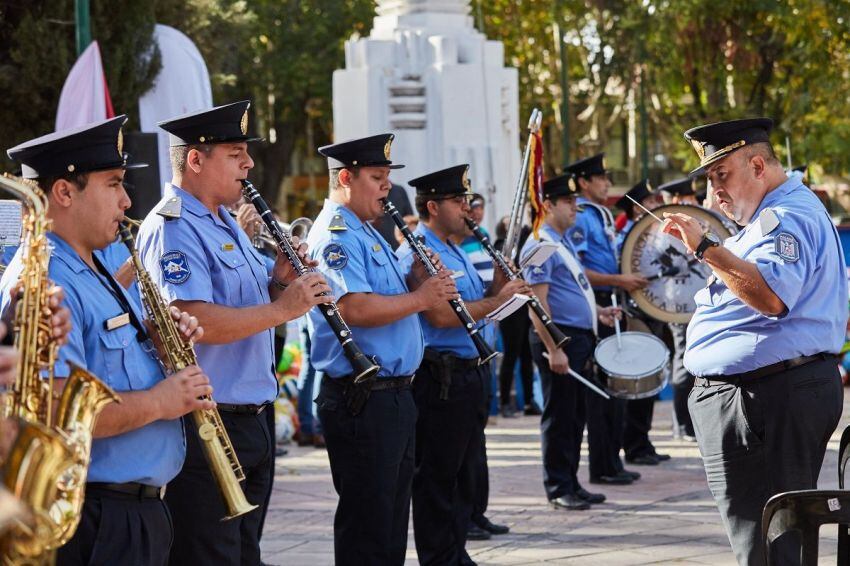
left=221, top=243, right=235, bottom=251
left=104, top=313, right=130, bottom=331
left=451, top=270, right=466, bottom=279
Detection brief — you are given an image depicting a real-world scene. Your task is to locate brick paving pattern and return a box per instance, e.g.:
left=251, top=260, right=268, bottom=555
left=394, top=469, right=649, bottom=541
left=261, top=399, right=848, bottom=565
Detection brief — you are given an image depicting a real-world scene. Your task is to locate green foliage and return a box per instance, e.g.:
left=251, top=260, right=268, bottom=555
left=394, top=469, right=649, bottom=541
left=0, top=1, right=160, bottom=171
left=478, top=0, right=850, bottom=177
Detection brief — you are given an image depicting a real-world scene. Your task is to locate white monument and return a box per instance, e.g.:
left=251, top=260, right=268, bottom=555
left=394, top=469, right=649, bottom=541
left=332, top=0, right=520, bottom=229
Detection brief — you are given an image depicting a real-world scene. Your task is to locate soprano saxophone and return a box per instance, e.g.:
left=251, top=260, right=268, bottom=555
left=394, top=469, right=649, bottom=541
left=117, top=222, right=257, bottom=520
left=0, top=173, right=120, bottom=562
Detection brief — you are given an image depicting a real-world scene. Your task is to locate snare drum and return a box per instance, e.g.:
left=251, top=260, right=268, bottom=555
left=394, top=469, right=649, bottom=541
left=594, top=332, right=670, bottom=399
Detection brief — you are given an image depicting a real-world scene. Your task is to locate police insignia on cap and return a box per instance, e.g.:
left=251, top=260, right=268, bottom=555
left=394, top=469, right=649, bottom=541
left=384, top=137, right=392, bottom=160
left=323, top=243, right=348, bottom=270
left=690, top=139, right=706, bottom=161
left=240, top=110, right=248, bottom=135
left=160, top=250, right=191, bottom=284
left=775, top=232, right=799, bottom=263
left=462, top=169, right=471, bottom=191
left=117, top=129, right=123, bottom=155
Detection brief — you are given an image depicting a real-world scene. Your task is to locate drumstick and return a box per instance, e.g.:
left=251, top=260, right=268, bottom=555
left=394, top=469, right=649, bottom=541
left=611, top=293, right=623, bottom=349
left=542, top=352, right=611, bottom=399
left=625, top=194, right=664, bottom=224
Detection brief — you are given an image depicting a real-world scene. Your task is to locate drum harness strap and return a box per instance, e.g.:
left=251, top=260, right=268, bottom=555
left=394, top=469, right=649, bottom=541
left=538, top=231, right=598, bottom=335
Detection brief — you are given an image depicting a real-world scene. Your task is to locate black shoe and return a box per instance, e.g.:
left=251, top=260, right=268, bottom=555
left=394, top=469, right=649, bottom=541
left=589, top=474, right=633, bottom=485
left=575, top=487, right=606, bottom=504
left=653, top=452, right=671, bottom=461
left=474, top=515, right=510, bottom=535
left=626, top=454, right=659, bottom=465
left=467, top=523, right=492, bottom=540
left=619, top=469, right=641, bottom=481
left=500, top=404, right=516, bottom=418
left=523, top=402, right=543, bottom=416
left=550, top=494, right=591, bottom=510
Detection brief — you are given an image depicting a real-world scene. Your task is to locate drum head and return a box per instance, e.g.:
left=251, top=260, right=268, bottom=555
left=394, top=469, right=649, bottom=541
left=620, top=204, right=735, bottom=323
left=595, top=332, right=669, bottom=378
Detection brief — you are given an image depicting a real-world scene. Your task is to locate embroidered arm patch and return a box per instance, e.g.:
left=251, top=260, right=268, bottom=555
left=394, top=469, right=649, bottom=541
left=160, top=251, right=191, bottom=284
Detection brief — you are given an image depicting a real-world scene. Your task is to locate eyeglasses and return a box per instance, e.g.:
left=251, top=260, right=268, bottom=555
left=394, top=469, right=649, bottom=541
left=435, top=195, right=473, bottom=205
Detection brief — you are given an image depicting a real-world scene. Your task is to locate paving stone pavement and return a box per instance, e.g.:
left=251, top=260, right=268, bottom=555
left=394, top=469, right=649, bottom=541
left=261, top=398, right=849, bottom=565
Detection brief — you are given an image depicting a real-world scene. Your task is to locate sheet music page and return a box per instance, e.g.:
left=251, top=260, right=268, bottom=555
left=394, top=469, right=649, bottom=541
left=0, top=200, right=22, bottom=249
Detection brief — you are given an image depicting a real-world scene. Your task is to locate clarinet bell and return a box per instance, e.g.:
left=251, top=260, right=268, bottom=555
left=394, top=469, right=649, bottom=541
left=351, top=353, right=381, bottom=384
left=472, top=332, right=500, bottom=365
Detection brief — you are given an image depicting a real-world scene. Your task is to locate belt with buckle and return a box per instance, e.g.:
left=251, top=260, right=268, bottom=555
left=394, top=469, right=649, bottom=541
left=86, top=482, right=164, bottom=500
left=695, top=353, right=833, bottom=387
left=325, top=374, right=413, bottom=391
left=216, top=402, right=272, bottom=415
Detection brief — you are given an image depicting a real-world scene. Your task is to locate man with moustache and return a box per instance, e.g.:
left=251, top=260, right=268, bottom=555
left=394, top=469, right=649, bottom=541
left=663, top=118, right=846, bottom=565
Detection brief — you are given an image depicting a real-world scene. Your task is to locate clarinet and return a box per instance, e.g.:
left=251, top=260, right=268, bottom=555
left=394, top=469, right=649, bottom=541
left=464, top=218, right=569, bottom=349
left=382, top=198, right=499, bottom=365
left=241, top=180, right=380, bottom=383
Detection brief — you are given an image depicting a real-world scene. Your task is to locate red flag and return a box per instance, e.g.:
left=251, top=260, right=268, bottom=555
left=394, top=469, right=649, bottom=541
left=528, top=130, right=544, bottom=238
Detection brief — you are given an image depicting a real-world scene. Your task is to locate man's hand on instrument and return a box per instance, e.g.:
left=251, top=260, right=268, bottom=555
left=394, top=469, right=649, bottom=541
left=273, top=235, right=316, bottom=284
left=274, top=272, right=334, bottom=321
left=495, top=278, right=531, bottom=303
left=547, top=348, right=569, bottom=374
left=415, top=268, right=459, bottom=305
left=597, top=306, right=622, bottom=327
left=617, top=273, right=648, bottom=292
left=168, top=306, right=203, bottom=345
left=153, top=365, right=216, bottom=419
left=408, top=248, right=443, bottom=288
left=47, top=286, right=73, bottom=345
left=662, top=212, right=704, bottom=254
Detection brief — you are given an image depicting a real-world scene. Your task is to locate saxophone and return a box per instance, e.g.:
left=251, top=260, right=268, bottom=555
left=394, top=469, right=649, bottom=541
left=0, top=174, right=121, bottom=562
left=118, top=221, right=257, bottom=520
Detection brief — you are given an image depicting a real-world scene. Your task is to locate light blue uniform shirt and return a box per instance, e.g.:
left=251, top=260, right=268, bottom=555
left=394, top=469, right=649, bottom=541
left=685, top=176, right=848, bottom=376
left=568, top=196, right=619, bottom=291
left=307, top=200, right=423, bottom=378
left=396, top=223, right=486, bottom=358
left=136, top=184, right=278, bottom=404
left=0, top=233, right=184, bottom=486
left=521, top=223, right=594, bottom=330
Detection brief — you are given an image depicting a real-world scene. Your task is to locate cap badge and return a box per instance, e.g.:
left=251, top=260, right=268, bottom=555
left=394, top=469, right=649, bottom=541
left=690, top=139, right=706, bottom=162
left=240, top=109, right=248, bottom=135
left=462, top=169, right=471, bottom=190
left=383, top=138, right=392, bottom=160
left=117, top=128, right=124, bottom=155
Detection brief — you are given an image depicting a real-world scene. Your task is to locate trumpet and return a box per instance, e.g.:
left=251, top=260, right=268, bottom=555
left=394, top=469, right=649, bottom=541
left=252, top=217, right=312, bottom=251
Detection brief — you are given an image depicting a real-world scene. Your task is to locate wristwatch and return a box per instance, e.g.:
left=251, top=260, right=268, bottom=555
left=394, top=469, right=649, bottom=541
left=694, top=231, right=721, bottom=261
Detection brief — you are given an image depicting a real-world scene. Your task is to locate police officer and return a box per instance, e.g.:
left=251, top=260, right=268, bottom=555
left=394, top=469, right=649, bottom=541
left=657, top=177, right=699, bottom=441
left=663, top=118, right=847, bottom=565
left=395, top=164, right=526, bottom=564
left=566, top=154, right=644, bottom=485
left=521, top=174, right=620, bottom=511
left=3, top=116, right=211, bottom=565
left=613, top=180, right=670, bottom=466
left=308, top=134, right=457, bottom=565
left=136, top=101, right=330, bottom=565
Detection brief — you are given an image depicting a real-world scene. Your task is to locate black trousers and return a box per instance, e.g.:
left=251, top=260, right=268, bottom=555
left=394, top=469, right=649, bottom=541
left=669, top=323, right=695, bottom=436
left=689, top=359, right=843, bottom=566
left=57, top=491, right=172, bottom=566
left=587, top=291, right=626, bottom=477
left=166, top=408, right=275, bottom=566
left=412, top=359, right=487, bottom=565
left=317, top=376, right=417, bottom=566
left=530, top=325, right=594, bottom=500
left=498, top=305, right=534, bottom=408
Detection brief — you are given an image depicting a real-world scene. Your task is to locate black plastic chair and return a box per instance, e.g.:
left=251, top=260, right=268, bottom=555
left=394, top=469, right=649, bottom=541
left=837, top=424, right=850, bottom=563
left=762, top=489, right=850, bottom=565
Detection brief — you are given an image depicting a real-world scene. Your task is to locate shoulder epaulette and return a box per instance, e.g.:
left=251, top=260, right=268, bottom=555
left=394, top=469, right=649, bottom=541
left=155, top=196, right=182, bottom=219
left=328, top=214, right=347, bottom=232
